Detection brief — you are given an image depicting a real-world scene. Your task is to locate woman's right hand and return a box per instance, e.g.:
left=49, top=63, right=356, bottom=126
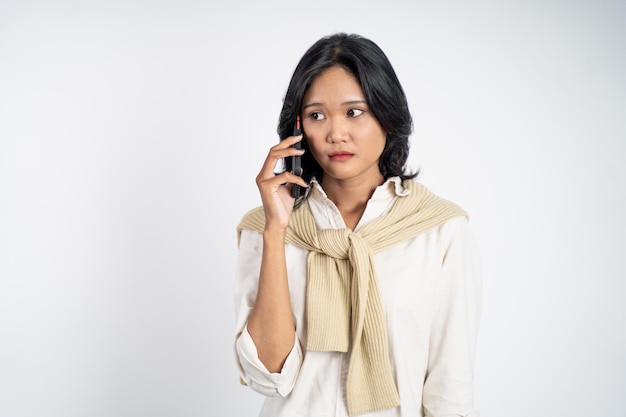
left=255, top=135, right=307, bottom=231
left=247, top=135, right=304, bottom=373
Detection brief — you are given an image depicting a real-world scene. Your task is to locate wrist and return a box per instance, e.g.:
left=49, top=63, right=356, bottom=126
left=263, top=226, right=287, bottom=242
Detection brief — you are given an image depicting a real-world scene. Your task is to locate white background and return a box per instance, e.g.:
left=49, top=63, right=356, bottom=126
left=1, top=1, right=625, bottom=416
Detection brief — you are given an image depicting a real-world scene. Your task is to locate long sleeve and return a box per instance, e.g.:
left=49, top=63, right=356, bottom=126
left=233, top=180, right=483, bottom=417
left=233, top=229, right=303, bottom=397
left=423, top=217, right=482, bottom=417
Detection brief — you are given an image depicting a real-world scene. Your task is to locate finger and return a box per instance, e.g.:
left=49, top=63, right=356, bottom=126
left=259, top=171, right=307, bottom=192
left=258, top=146, right=305, bottom=179
left=279, top=171, right=309, bottom=189
left=257, top=170, right=292, bottom=191
left=279, top=134, right=304, bottom=148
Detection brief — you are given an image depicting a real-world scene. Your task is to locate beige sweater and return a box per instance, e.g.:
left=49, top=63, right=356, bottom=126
left=237, top=180, right=467, bottom=416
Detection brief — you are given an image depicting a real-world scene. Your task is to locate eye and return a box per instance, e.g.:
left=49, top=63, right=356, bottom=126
left=308, top=111, right=326, bottom=121
left=347, top=108, right=364, bottom=117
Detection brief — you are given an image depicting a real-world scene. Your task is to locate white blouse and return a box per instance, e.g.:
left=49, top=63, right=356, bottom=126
left=234, top=177, right=482, bottom=417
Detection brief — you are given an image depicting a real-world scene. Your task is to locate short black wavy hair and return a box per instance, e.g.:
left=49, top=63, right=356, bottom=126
left=278, top=33, right=417, bottom=188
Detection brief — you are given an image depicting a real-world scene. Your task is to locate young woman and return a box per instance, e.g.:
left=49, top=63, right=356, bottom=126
left=234, top=33, right=482, bottom=417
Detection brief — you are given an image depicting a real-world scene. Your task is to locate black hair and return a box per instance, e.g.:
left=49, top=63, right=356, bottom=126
left=278, top=32, right=417, bottom=193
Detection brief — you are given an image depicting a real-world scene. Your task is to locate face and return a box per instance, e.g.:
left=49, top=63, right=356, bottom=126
left=301, top=66, right=386, bottom=187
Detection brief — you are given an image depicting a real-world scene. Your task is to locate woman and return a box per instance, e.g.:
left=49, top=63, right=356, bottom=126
left=234, top=33, right=482, bottom=417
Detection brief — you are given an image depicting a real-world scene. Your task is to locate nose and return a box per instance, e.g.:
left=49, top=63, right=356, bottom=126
left=327, top=117, right=349, bottom=143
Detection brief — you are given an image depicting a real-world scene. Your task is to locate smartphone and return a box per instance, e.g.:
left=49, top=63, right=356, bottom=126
left=289, top=115, right=304, bottom=198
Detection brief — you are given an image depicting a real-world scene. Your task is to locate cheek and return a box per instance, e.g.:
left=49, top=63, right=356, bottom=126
left=302, top=126, right=325, bottom=152
left=356, top=124, right=386, bottom=148
left=371, top=124, right=387, bottom=149
left=305, top=140, right=325, bottom=163
left=302, top=121, right=321, bottom=138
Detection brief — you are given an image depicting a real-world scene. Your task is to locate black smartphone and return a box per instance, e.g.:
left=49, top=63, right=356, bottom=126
left=289, top=115, right=304, bottom=198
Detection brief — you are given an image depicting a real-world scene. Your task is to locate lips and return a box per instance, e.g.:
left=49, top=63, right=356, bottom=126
left=329, top=151, right=354, bottom=161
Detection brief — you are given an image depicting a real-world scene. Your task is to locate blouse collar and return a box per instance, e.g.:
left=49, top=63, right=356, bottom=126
left=306, top=176, right=411, bottom=231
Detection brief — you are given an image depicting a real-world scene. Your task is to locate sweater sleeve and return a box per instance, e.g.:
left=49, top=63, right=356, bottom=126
left=233, top=229, right=303, bottom=397
left=423, top=216, right=482, bottom=417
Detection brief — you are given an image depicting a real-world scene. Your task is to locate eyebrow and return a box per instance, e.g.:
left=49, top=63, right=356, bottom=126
left=302, top=100, right=367, bottom=110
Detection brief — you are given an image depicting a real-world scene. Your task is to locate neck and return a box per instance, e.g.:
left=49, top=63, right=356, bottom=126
left=321, top=175, right=384, bottom=230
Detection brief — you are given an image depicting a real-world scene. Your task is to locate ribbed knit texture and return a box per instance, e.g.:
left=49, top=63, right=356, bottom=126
left=237, top=180, right=467, bottom=416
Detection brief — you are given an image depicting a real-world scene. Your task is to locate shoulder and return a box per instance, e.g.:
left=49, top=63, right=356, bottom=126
left=413, top=215, right=471, bottom=249
left=402, top=180, right=474, bottom=245
left=439, top=215, right=472, bottom=239
left=237, top=206, right=265, bottom=230
left=398, top=180, right=469, bottom=230
left=404, top=180, right=466, bottom=209
left=236, top=206, right=265, bottom=246
left=437, top=215, right=481, bottom=267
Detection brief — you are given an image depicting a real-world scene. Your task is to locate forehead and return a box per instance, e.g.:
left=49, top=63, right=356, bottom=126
left=303, top=66, right=365, bottom=104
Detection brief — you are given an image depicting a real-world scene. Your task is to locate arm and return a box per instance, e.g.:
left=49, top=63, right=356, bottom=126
left=423, top=217, right=482, bottom=417
left=234, top=229, right=303, bottom=396
left=245, top=226, right=297, bottom=372
left=233, top=134, right=308, bottom=395
left=246, top=133, right=307, bottom=372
